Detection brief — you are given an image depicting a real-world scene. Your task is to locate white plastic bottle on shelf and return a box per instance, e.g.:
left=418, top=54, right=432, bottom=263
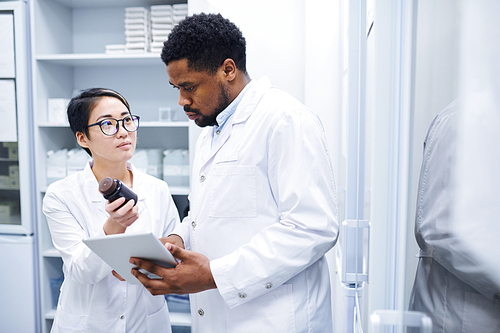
left=146, top=149, right=163, bottom=179
left=46, top=149, right=68, bottom=186
left=163, top=149, right=181, bottom=187
left=67, top=149, right=91, bottom=176
left=129, top=149, right=148, bottom=173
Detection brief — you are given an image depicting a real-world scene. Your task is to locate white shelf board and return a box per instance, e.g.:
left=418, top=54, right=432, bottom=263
left=45, top=309, right=56, bottom=320
left=51, top=0, right=182, bottom=9
left=141, top=121, right=189, bottom=128
left=169, top=186, right=190, bottom=195
left=36, top=53, right=164, bottom=67
left=43, top=248, right=61, bottom=258
left=170, top=311, right=191, bottom=327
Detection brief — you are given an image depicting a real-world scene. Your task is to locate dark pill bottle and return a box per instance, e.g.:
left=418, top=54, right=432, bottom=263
left=99, top=177, right=138, bottom=208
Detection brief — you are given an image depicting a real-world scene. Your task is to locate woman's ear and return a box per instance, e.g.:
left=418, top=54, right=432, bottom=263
left=76, top=131, right=89, bottom=149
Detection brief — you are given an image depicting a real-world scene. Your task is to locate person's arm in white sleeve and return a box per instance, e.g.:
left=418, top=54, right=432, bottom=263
left=163, top=214, right=191, bottom=249
left=159, top=184, right=186, bottom=247
left=43, top=187, right=115, bottom=285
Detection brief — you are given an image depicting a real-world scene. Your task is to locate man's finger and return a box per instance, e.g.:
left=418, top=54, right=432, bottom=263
left=130, top=257, right=160, bottom=275
left=165, top=242, right=189, bottom=261
left=130, top=267, right=175, bottom=295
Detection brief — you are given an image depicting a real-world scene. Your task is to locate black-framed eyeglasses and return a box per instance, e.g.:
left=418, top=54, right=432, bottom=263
left=87, top=115, right=140, bottom=136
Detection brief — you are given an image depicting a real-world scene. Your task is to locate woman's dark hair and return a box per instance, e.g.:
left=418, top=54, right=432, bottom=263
left=67, top=88, right=130, bottom=156
left=161, top=13, right=247, bottom=75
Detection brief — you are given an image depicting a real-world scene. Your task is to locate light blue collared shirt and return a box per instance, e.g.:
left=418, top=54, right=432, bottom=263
left=211, top=80, right=253, bottom=147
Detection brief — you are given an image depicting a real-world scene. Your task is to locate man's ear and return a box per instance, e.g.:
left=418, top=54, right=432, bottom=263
left=221, top=58, right=237, bottom=81
left=76, top=131, right=89, bottom=149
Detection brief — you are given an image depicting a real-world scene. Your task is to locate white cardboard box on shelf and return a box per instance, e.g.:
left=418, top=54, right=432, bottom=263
left=47, top=98, right=70, bottom=124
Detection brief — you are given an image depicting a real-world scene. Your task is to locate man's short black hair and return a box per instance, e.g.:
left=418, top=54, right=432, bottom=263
left=67, top=88, right=130, bottom=156
left=161, top=13, right=247, bottom=75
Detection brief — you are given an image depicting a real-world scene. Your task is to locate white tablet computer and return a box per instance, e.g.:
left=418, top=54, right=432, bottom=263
left=82, top=232, right=177, bottom=285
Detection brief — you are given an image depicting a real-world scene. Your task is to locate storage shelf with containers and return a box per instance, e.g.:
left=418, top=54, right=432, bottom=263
left=30, top=0, right=197, bottom=332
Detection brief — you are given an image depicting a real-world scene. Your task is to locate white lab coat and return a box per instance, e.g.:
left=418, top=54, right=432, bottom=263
left=173, top=76, right=339, bottom=333
left=408, top=102, right=500, bottom=332
left=43, top=162, right=180, bottom=333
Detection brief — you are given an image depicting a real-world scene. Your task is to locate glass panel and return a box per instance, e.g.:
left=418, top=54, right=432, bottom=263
left=0, top=142, right=20, bottom=225
left=0, top=10, right=21, bottom=228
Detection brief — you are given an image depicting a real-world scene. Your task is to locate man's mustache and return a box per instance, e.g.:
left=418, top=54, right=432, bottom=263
left=184, top=106, right=201, bottom=114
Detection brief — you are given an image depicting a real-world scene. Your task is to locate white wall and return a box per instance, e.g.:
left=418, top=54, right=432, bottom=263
left=189, top=0, right=340, bottom=182
left=304, top=0, right=342, bottom=161
left=190, top=0, right=306, bottom=103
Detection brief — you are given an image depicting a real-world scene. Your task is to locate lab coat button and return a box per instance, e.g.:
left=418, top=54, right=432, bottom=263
left=119, top=315, right=124, bottom=319
left=238, top=292, right=246, bottom=298
left=494, top=293, right=500, bottom=300
left=216, top=130, right=220, bottom=135
left=198, top=309, right=204, bottom=316
left=265, top=283, right=273, bottom=289
left=191, top=221, right=197, bottom=228
left=200, top=175, right=206, bottom=182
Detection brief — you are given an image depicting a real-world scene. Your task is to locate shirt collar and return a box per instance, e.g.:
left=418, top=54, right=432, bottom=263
left=215, top=80, right=254, bottom=130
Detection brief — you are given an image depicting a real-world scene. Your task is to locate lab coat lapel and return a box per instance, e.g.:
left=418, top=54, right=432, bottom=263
left=129, top=165, right=146, bottom=215
left=196, top=119, right=234, bottom=171
left=83, top=162, right=107, bottom=215
left=210, top=114, right=236, bottom=155
left=197, top=128, right=214, bottom=166
left=199, top=76, right=272, bottom=167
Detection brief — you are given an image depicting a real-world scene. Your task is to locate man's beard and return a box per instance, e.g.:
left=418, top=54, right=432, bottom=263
left=184, top=83, right=231, bottom=127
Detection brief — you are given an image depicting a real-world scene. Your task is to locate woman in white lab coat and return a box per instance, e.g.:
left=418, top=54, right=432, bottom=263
left=408, top=101, right=500, bottom=332
left=43, top=88, right=179, bottom=333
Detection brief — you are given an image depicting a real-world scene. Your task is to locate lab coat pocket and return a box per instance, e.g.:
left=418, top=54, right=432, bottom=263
left=462, top=292, right=500, bottom=333
left=215, top=150, right=239, bottom=163
left=210, top=165, right=256, bottom=218
left=147, top=300, right=172, bottom=333
left=226, top=284, right=296, bottom=333
left=53, top=309, right=88, bottom=332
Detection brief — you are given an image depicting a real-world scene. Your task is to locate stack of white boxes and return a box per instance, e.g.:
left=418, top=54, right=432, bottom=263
left=150, top=4, right=188, bottom=54
left=104, top=4, right=187, bottom=55
left=150, top=5, right=173, bottom=54
left=124, top=7, right=150, bottom=53
left=172, top=4, right=188, bottom=25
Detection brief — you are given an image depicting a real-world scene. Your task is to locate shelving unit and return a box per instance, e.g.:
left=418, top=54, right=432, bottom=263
left=0, top=2, right=37, bottom=331
left=30, top=0, right=197, bottom=331
left=0, top=1, right=34, bottom=236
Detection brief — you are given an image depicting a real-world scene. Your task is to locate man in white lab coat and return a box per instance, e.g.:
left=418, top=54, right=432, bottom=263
left=131, top=13, right=339, bottom=332
left=408, top=101, right=500, bottom=332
